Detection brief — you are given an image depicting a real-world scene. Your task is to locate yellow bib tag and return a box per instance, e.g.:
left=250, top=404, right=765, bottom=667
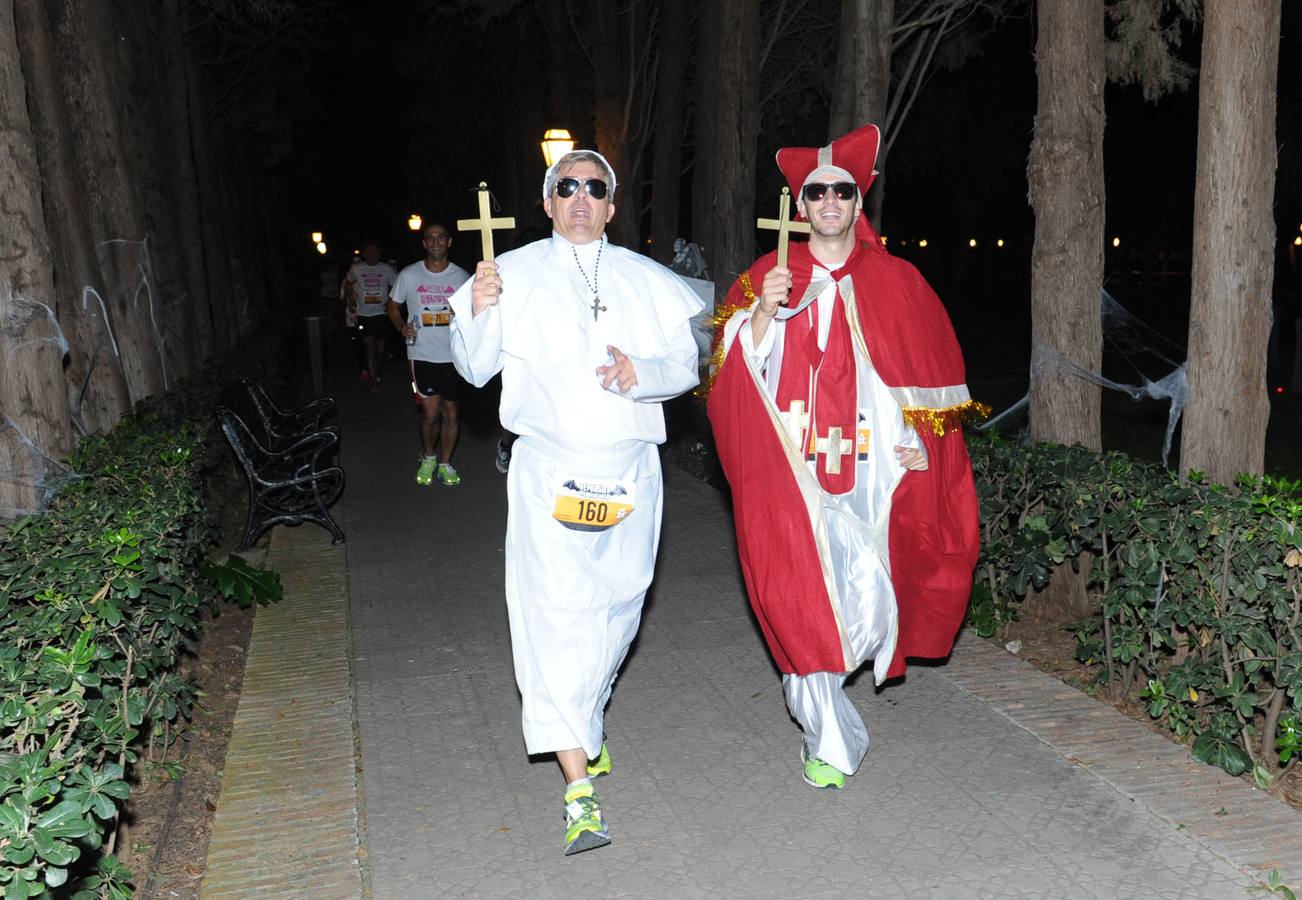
left=421, top=310, right=436, bottom=326
left=363, top=293, right=383, bottom=305
left=552, top=478, right=636, bottom=532
left=432, top=310, right=452, bottom=326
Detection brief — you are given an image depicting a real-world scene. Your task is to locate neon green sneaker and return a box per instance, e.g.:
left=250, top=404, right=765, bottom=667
left=415, top=456, right=437, bottom=486
left=562, top=782, right=610, bottom=856
left=586, top=742, right=611, bottom=778
left=801, top=742, right=846, bottom=790
left=437, top=463, right=461, bottom=486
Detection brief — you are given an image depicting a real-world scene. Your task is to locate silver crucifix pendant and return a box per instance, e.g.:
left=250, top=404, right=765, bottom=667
left=591, top=295, right=607, bottom=320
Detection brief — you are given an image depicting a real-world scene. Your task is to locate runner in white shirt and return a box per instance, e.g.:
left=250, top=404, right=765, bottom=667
left=387, top=223, right=471, bottom=486
left=344, top=243, right=398, bottom=390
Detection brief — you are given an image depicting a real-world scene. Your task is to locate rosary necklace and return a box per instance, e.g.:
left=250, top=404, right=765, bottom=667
left=572, top=239, right=607, bottom=321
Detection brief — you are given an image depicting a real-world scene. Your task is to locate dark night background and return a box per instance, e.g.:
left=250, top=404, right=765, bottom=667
left=258, top=2, right=1300, bottom=389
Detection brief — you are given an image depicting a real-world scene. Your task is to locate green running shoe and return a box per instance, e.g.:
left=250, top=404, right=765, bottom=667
left=586, top=742, right=611, bottom=778
left=562, top=782, right=610, bottom=855
left=415, top=456, right=437, bottom=486
left=800, top=742, right=846, bottom=790
left=437, top=463, right=461, bottom=486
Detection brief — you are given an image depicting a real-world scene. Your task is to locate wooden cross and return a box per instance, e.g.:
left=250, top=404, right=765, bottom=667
left=756, top=187, right=811, bottom=269
left=457, top=182, right=516, bottom=261
left=779, top=400, right=810, bottom=446
left=814, top=426, right=855, bottom=475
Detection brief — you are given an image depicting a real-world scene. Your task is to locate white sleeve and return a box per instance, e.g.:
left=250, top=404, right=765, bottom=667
left=448, top=282, right=503, bottom=387
left=606, top=318, right=700, bottom=403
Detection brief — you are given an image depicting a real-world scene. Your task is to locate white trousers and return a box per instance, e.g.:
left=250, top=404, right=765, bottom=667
left=504, top=436, right=663, bottom=758
left=783, top=671, right=869, bottom=775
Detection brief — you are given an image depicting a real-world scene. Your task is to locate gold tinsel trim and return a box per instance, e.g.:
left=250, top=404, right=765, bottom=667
left=696, top=273, right=758, bottom=397
left=901, top=400, right=992, bottom=437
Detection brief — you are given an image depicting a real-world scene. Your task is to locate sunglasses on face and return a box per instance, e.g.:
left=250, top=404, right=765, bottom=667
left=554, top=177, right=609, bottom=200
left=802, top=182, right=858, bottom=202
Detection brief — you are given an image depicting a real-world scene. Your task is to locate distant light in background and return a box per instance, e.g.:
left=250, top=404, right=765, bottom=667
left=996, top=239, right=1005, bottom=248
left=540, top=128, right=575, bottom=166
left=1112, top=236, right=1121, bottom=248
left=311, top=231, right=323, bottom=244
left=1276, top=386, right=1286, bottom=395
left=315, top=241, right=327, bottom=255
left=407, top=213, right=422, bottom=232
left=880, top=236, right=888, bottom=245
left=1294, top=236, right=1302, bottom=246
left=968, top=238, right=977, bottom=248
left=918, top=239, right=928, bottom=248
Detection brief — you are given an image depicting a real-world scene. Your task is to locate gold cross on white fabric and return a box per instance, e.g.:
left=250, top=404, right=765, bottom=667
left=457, top=182, right=516, bottom=261
left=756, top=187, right=811, bottom=269
left=815, top=426, right=855, bottom=475
left=779, top=400, right=810, bottom=447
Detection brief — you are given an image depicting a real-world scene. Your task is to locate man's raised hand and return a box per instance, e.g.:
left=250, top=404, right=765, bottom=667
left=471, top=260, right=501, bottom=316
left=751, top=265, right=792, bottom=345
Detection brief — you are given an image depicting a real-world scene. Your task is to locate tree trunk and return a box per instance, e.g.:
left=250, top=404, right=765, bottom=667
left=0, top=0, right=74, bottom=516
left=690, top=1, right=719, bottom=279
left=1027, top=0, right=1105, bottom=452
left=692, top=0, right=760, bottom=298
left=591, top=0, right=641, bottom=248
left=12, top=0, right=130, bottom=435
left=648, top=0, right=693, bottom=265
left=828, top=0, right=893, bottom=229
left=48, top=0, right=167, bottom=402
left=1181, top=0, right=1281, bottom=483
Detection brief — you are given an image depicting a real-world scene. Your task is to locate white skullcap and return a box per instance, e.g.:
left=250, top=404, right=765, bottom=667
left=802, top=164, right=857, bottom=188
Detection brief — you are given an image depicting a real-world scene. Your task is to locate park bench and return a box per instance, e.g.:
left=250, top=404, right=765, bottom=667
left=240, top=379, right=338, bottom=451
left=217, top=403, right=345, bottom=550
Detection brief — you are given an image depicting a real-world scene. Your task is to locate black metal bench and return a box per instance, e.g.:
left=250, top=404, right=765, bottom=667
left=217, top=405, right=345, bottom=550
left=240, top=379, right=338, bottom=451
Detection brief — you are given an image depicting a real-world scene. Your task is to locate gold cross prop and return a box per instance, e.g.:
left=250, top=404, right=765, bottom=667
left=756, top=186, right=811, bottom=269
left=457, top=182, right=516, bottom=261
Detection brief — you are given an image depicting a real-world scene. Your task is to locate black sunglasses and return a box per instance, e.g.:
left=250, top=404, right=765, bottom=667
left=555, top=177, right=609, bottom=200
left=802, top=182, right=857, bottom=202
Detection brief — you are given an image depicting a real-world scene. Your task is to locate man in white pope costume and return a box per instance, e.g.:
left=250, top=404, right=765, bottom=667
left=448, top=150, right=702, bottom=856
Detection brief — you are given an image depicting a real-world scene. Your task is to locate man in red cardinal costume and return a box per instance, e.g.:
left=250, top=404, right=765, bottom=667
left=707, top=124, right=984, bottom=789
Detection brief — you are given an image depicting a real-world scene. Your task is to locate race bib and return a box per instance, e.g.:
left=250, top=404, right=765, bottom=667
left=363, top=293, right=383, bottom=305
left=552, top=478, right=636, bottom=532
left=420, top=310, right=435, bottom=326
left=433, top=310, right=451, bottom=326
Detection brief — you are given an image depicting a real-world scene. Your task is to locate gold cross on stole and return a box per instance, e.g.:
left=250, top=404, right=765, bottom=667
left=815, top=426, right=855, bottom=475
left=457, top=182, right=516, bottom=261
left=756, top=187, right=811, bottom=269
left=779, top=400, right=810, bottom=446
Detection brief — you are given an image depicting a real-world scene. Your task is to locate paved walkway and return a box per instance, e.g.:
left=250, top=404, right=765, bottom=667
left=205, top=346, right=1302, bottom=899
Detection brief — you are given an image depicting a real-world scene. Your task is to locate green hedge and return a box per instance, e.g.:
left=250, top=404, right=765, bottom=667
left=0, top=336, right=288, bottom=898
left=970, top=435, right=1302, bottom=786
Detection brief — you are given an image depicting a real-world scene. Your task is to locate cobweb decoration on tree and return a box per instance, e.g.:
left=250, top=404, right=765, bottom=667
left=0, top=414, right=78, bottom=518
left=98, top=237, right=172, bottom=391
left=977, top=289, right=1190, bottom=468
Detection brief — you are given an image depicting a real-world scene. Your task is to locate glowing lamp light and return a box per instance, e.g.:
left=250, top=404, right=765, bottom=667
left=407, top=213, right=423, bottom=232
left=880, top=236, right=888, bottom=245
left=996, top=239, right=1005, bottom=248
left=540, top=128, right=575, bottom=166
left=311, top=231, right=323, bottom=244
left=1276, top=386, right=1286, bottom=395
left=968, top=238, right=977, bottom=248
left=1112, top=236, right=1121, bottom=248
left=918, top=239, right=929, bottom=248
left=315, top=241, right=327, bottom=255
left=1294, top=236, right=1302, bottom=246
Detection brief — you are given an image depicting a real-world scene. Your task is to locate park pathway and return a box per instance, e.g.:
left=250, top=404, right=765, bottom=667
left=205, top=339, right=1302, bottom=899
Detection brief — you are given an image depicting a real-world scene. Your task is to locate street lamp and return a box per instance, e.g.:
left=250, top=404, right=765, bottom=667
left=315, top=241, right=327, bottom=255
left=407, top=214, right=422, bottom=232
left=311, top=231, right=323, bottom=244
left=541, top=128, right=575, bottom=166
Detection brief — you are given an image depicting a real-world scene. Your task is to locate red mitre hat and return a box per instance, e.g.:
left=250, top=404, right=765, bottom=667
left=775, top=123, right=881, bottom=242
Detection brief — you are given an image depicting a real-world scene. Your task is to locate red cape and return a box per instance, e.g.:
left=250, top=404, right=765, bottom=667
left=707, top=235, right=981, bottom=678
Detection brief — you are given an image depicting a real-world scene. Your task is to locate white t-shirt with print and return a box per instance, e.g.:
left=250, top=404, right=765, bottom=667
left=348, top=262, right=398, bottom=317
left=391, top=260, right=470, bottom=363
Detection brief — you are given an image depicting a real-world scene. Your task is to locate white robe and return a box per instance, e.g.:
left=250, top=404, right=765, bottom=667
left=449, top=233, right=702, bottom=757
